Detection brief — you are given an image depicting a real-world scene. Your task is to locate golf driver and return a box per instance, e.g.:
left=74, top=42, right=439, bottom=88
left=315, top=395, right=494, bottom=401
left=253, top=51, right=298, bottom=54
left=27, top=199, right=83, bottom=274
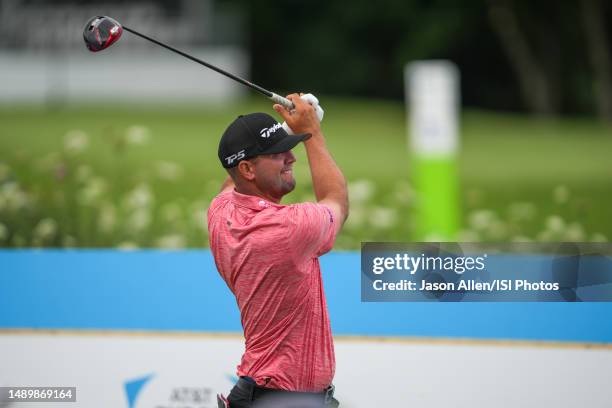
left=83, top=16, right=296, bottom=109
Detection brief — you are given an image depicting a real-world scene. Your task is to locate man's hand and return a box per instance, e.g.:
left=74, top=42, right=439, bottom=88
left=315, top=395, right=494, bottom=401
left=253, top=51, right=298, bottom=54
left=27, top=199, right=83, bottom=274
left=277, top=93, right=324, bottom=135
left=273, top=93, right=321, bottom=136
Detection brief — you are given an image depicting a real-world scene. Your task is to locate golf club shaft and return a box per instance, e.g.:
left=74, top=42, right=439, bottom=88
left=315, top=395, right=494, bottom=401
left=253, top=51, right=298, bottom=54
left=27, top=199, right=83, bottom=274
left=122, top=26, right=294, bottom=109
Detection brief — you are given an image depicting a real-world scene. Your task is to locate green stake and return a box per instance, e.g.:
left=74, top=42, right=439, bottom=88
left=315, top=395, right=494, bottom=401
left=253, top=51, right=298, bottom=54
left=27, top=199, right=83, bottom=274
left=405, top=61, right=460, bottom=240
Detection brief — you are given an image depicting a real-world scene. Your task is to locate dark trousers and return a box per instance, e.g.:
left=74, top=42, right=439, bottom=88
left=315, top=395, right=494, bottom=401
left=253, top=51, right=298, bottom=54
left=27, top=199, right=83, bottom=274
left=226, top=377, right=339, bottom=408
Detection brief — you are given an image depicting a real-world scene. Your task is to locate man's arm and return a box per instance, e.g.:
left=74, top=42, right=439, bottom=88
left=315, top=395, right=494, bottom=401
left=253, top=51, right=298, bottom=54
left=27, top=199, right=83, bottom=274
left=274, top=94, right=349, bottom=232
left=219, top=175, right=235, bottom=194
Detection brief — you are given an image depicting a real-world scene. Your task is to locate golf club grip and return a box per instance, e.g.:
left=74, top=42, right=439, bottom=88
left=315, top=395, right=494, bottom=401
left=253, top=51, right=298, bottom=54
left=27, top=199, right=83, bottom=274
left=270, top=93, right=295, bottom=110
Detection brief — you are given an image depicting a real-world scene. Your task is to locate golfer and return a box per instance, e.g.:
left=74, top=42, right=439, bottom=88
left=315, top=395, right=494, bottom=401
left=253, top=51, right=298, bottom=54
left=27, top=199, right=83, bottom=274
left=208, top=94, right=348, bottom=408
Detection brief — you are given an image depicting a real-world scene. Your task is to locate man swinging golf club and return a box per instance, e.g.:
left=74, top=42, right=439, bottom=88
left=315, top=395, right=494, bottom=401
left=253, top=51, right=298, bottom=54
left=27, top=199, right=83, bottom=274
left=208, top=94, right=349, bottom=407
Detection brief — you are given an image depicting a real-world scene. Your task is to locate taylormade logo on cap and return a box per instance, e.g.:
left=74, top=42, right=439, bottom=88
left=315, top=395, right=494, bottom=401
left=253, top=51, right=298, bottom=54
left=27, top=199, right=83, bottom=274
left=259, top=123, right=283, bottom=138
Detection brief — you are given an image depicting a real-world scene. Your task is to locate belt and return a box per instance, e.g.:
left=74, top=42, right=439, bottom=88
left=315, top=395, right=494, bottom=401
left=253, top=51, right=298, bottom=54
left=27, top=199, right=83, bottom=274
left=236, top=377, right=336, bottom=405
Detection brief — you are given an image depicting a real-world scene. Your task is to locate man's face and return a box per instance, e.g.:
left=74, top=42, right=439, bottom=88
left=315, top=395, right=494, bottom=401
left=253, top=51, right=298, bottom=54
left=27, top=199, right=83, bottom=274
left=251, top=150, right=297, bottom=201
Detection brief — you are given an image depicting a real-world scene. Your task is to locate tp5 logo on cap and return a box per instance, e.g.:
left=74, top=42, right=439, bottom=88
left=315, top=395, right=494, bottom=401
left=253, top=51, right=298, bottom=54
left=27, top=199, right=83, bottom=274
left=218, top=112, right=311, bottom=169
left=225, top=149, right=245, bottom=165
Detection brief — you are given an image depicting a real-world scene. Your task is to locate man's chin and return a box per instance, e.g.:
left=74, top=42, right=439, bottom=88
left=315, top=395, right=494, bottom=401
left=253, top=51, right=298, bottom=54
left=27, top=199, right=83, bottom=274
left=281, top=179, right=296, bottom=195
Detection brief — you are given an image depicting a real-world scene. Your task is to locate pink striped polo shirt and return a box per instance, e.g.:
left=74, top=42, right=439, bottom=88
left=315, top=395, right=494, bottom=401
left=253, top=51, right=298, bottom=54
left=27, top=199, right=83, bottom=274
left=207, top=189, right=337, bottom=392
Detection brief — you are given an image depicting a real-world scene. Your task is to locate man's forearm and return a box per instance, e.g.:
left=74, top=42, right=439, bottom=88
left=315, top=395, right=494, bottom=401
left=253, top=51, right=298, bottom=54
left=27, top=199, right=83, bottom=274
left=272, top=93, right=348, bottom=223
left=304, top=130, right=349, bottom=221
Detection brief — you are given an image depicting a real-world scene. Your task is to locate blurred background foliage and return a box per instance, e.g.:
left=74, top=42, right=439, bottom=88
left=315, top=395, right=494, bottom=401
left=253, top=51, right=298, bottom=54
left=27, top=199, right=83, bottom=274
left=236, top=0, right=612, bottom=117
left=0, top=0, right=611, bottom=248
left=1, top=100, right=610, bottom=249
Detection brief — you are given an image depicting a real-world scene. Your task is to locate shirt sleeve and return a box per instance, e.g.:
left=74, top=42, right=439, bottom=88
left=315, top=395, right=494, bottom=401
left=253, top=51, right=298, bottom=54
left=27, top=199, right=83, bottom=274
left=283, top=202, right=338, bottom=261
left=207, top=191, right=231, bottom=237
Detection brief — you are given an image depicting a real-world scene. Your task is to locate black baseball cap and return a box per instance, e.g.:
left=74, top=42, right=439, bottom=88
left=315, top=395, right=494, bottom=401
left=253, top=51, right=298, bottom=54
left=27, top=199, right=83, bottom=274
left=218, top=113, right=311, bottom=168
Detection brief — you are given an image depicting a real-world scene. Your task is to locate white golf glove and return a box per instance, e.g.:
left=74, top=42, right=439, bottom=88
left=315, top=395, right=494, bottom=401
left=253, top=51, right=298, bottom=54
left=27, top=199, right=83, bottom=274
left=282, top=93, right=324, bottom=135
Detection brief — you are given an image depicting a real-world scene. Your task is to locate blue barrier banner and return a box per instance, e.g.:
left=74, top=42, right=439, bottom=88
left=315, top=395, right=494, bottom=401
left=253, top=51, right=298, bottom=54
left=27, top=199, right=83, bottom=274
left=2, top=249, right=612, bottom=342
left=362, top=243, right=612, bottom=302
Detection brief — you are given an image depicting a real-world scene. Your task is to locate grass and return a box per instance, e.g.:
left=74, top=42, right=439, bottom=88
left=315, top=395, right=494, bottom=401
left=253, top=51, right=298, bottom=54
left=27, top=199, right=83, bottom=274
left=0, top=97, right=610, bottom=248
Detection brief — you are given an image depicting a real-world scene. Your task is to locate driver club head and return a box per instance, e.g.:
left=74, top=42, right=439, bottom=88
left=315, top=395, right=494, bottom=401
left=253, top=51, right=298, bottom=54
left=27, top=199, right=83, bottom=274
left=83, top=16, right=123, bottom=52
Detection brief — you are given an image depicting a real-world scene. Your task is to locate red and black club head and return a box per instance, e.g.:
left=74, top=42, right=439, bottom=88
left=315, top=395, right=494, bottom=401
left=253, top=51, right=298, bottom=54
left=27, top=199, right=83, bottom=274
left=83, top=16, right=123, bottom=52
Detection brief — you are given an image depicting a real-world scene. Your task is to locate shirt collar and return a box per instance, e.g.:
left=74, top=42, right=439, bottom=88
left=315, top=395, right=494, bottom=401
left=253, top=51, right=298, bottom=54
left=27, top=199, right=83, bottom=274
left=230, top=189, right=283, bottom=211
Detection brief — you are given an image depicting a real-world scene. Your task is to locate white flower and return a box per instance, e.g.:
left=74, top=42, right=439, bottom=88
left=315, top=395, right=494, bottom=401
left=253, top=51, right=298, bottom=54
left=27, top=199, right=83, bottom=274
left=33, top=218, right=58, bottom=240
left=348, top=179, right=375, bottom=204
left=125, top=125, right=151, bottom=145
left=1, top=182, right=30, bottom=211
left=545, top=215, right=565, bottom=234
left=369, top=206, right=397, bottom=230
left=127, top=208, right=151, bottom=232
left=64, top=130, right=89, bottom=153
left=77, top=177, right=107, bottom=205
left=564, top=222, right=584, bottom=241
left=156, top=161, right=183, bottom=181
left=155, top=234, right=186, bottom=249
left=98, top=203, right=116, bottom=233
left=117, top=241, right=139, bottom=250
left=125, top=183, right=154, bottom=209
left=468, top=209, right=496, bottom=231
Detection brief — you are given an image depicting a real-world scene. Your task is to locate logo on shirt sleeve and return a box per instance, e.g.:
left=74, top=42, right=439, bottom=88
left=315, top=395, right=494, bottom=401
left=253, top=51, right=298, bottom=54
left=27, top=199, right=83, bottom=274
left=325, top=207, right=334, bottom=224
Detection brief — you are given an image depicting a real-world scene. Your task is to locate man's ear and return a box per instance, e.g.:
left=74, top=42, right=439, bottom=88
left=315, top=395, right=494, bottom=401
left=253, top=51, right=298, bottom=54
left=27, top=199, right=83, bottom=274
left=237, top=160, right=256, bottom=181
